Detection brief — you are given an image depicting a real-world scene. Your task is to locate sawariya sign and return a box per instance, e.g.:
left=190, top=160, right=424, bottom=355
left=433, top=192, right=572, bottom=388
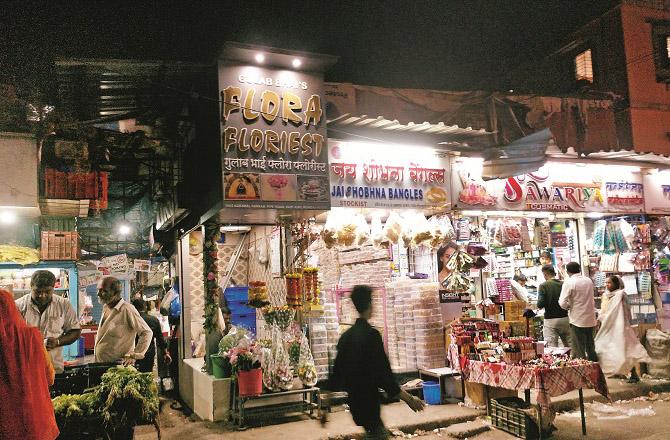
left=451, top=159, right=644, bottom=213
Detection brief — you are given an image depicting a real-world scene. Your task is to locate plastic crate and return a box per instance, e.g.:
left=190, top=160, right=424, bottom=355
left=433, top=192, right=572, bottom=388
left=490, top=397, right=541, bottom=439
left=40, top=231, right=80, bottom=260
left=228, top=299, right=253, bottom=314
left=224, top=286, right=249, bottom=302
left=232, top=312, right=256, bottom=332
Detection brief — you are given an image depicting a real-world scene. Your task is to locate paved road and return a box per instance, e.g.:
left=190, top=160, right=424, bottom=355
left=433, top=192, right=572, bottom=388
left=411, top=393, right=670, bottom=440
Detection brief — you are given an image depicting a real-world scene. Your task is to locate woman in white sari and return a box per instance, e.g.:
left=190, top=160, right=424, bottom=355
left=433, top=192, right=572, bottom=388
left=595, top=275, right=650, bottom=381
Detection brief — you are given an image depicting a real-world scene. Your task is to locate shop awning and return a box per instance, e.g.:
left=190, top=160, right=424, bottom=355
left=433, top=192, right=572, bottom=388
left=327, top=113, right=492, bottom=147
left=481, top=128, right=551, bottom=180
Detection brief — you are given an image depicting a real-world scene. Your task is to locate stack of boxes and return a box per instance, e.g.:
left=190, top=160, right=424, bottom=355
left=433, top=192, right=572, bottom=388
left=413, top=283, right=446, bottom=369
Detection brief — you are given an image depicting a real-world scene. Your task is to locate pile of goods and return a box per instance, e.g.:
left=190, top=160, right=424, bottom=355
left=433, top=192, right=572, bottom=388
left=52, top=366, right=159, bottom=437
left=322, top=210, right=455, bottom=250
left=248, top=281, right=269, bottom=307
left=501, top=337, right=536, bottom=364
left=0, top=245, right=40, bottom=265
left=285, top=273, right=303, bottom=307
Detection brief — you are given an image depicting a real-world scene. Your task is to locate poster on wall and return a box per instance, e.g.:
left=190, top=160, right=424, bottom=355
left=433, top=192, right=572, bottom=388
left=99, top=254, right=130, bottom=274
left=451, top=158, right=644, bottom=213
left=270, top=227, right=282, bottom=278
left=329, top=141, right=450, bottom=209
left=643, top=170, right=670, bottom=214
left=218, top=46, right=331, bottom=210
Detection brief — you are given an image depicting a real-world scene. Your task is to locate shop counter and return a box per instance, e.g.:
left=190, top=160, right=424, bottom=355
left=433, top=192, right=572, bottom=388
left=182, top=357, right=232, bottom=422
left=462, top=359, right=609, bottom=438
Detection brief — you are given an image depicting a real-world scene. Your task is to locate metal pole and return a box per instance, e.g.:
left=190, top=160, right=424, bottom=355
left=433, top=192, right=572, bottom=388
left=579, top=388, right=587, bottom=436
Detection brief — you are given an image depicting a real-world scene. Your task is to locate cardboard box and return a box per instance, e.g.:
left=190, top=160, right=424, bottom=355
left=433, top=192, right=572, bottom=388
left=464, top=381, right=517, bottom=406
left=503, top=300, right=526, bottom=321
left=40, top=231, right=80, bottom=261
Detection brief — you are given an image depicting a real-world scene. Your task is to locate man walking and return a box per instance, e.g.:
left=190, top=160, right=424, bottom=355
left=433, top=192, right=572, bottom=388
left=131, top=298, right=170, bottom=373
left=15, top=270, right=81, bottom=374
left=326, top=285, right=424, bottom=439
left=537, top=265, right=570, bottom=348
left=559, top=262, right=598, bottom=361
left=94, top=277, right=152, bottom=365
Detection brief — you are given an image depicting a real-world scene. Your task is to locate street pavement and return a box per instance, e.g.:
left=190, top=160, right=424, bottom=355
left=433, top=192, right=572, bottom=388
left=133, top=377, right=670, bottom=440
left=412, top=392, right=670, bottom=440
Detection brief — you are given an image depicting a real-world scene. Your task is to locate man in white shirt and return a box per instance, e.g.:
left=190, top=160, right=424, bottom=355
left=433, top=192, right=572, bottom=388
left=558, top=262, right=598, bottom=362
left=94, top=276, right=152, bottom=365
left=15, top=270, right=81, bottom=374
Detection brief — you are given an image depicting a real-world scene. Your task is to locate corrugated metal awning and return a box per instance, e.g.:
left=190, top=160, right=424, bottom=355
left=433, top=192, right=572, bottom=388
left=327, top=113, right=492, bottom=146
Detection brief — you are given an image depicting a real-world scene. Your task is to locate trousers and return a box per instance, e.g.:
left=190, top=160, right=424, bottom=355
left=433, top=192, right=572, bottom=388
left=543, top=317, right=571, bottom=348
left=570, top=324, right=598, bottom=362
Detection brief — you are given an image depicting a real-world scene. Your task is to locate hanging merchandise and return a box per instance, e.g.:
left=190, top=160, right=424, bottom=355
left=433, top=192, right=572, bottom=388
left=619, top=219, right=636, bottom=251
left=409, top=212, right=433, bottom=248
left=639, top=272, right=652, bottom=298
left=297, top=333, right=318, bottom=387
left=520, top=219, right=532, bottom=252
left=592, top=220, right=607, bottom=253
left=549, top=222, right=568, bottom=248
left=442, top=272, right=471, bottom=293
left=537, top=221, right=551, bottom=249
left=370, top=213, right=385, bottom=247
left=618, top=252, right=637, bottom=273
left=428, top=215, right=455, bottom=249
left=599, top=253, right=619, bottom=272
left=622, top=274, right=639, bottom=296
left=607, top=221, right=629, bottom=253
left=354, top=213, right=370, bottom=246
left=637, top=224, right=652, bottom=246
left=248, top=281, right=270, bottom=307
left=594, top=271, right=606, bottom=289
left=495, top=278, right=513, bottom=302
left=456, top=217, right=471, bottom=241
left=303, top=267, right=319, bottom=303
left=486, top=278, right=499, bottom=298
left=285, top=274, right=303, bottom=308
left=265, top=325, right=294, bottom=391
left=383, top=212, right=404, bottom=244
left=634, top=249, right=652, bottom=271
left=322, top=212, right=341, bottom=249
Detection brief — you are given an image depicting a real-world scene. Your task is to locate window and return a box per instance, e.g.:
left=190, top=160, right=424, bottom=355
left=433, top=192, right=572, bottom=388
left=574, top=49, right=593, bottom=83
left=651, top=21, right=670, bottom=82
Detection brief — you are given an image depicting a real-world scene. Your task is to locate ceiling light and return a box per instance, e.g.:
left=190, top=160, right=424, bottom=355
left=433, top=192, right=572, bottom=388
left=255, top=53, right=265, bottom=63
left=118, top=223, right=132, bottom=236
left=292, top=58, right=302, bottom=68
left=0, top=211, right=16, bottom=224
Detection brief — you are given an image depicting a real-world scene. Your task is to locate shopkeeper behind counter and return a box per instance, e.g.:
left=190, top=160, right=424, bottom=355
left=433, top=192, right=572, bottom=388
left=15, top=270, right=81, bottom=374
left=510, top=274, right=529, bottom=303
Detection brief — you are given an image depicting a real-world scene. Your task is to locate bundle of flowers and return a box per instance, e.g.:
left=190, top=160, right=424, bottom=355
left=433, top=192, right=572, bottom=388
left=264, top=325, right=294, bottom=391
left=222, top=338, right=263, bottom=377
left=297, top=333, right=318, bottom=387
left=262, top=305, right=295, bottom=331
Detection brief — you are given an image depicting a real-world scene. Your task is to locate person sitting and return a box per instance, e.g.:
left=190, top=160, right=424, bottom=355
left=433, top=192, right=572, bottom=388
left=0, top=289, right=59, bottom=440
left=510, top=274, right=529, bottom=303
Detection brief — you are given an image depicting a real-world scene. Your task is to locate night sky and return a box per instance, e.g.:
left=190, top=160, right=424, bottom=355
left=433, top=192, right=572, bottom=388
left=1, top=0, right=620, bottom=92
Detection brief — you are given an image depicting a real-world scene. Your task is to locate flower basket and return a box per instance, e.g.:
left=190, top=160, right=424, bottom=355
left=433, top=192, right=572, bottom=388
left=238, top=368, right=263, bottom=396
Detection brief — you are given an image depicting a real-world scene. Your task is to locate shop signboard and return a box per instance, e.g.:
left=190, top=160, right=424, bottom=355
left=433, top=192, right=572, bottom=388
left=329, top=141, right=450, bottom=209
left=218, top=53, right=330, bottom=210
left=99, top=254, right=130, bottom=274
left=451, top=159, right=644, bottom=213
left=643, top=170, right=670, bottom=214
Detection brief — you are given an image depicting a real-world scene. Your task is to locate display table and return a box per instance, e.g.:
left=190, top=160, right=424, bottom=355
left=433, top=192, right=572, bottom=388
left=230, top=385, right=320, bottom=429
left=462, top=359, right=608, bottom=438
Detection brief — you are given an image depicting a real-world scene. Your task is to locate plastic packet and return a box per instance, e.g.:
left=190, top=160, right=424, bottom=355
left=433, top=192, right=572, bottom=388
left=354, top=213, right=370, bottom=246
left=410, top=213, right=433, bottom=247
left=383, top=212, right=403, bottom=244
left=370, top=213, right=385, bottom=247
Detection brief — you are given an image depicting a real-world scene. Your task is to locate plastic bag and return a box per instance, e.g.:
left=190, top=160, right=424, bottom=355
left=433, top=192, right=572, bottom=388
left=410, top=213, right=433, bottom=247
left=322, top=212, right=341, bottom=249
left=383, top=212, right=403, bottom=244
left=370, top=213, right=385, bottom=247
left=354, top=213, right=370, bottom=246
left=297, top=333, right=318, bottom=387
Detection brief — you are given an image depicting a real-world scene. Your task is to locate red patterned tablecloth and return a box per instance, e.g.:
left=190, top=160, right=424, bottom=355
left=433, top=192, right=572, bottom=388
left=463, top=359, right=609, bottom=410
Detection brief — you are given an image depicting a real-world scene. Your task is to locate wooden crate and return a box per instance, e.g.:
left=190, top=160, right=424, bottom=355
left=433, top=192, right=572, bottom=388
left=40, top=199, right=90, bottom=217
left=41, top=231, right=80, bottom=261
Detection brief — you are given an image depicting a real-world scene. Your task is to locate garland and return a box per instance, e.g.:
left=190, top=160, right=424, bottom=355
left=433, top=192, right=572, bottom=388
left=203, top=223, right=220, bottom=332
